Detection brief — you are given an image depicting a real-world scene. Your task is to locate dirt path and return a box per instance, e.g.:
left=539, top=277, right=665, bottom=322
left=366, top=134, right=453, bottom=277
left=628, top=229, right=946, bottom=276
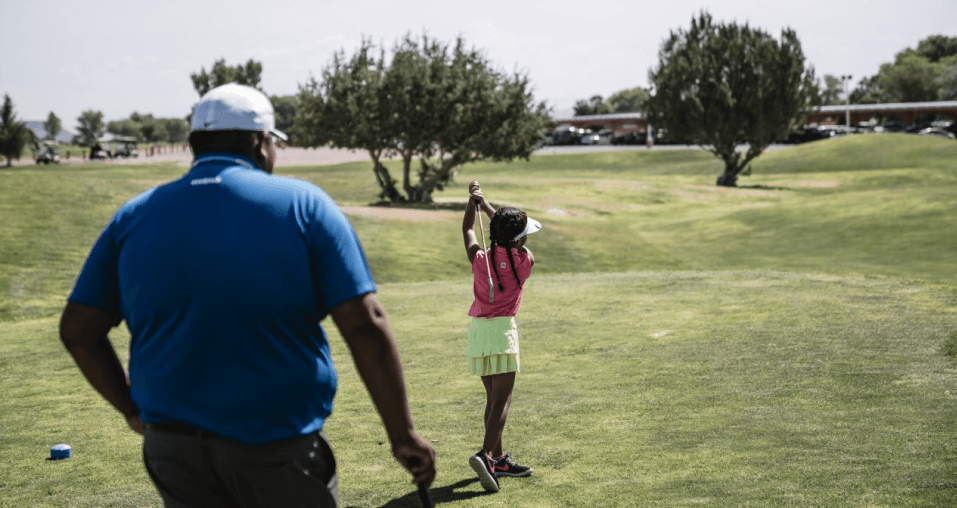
left=5, top=146, right=373, bottom=167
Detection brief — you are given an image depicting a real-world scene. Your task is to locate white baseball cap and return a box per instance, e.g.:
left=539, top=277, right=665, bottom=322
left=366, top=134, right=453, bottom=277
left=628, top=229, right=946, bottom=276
left=190, top=83, right=287, bottom=141
left=513, top=216, right=542, bottom=241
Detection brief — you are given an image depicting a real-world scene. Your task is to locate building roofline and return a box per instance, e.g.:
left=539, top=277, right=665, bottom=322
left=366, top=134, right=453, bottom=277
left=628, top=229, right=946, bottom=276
left=550, top=101, right=957, bottom=123
left=817, top=101, right=957, bottom=113
left=551, top=112, right=645, bottom=123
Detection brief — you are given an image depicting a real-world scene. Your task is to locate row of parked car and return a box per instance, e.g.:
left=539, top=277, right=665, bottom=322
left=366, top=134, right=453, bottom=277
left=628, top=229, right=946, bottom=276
left=544, top=125, right=681, bottom=146
left=544, top=120, right=957, bottom=147
left=782, top=121, right=956, bottom=143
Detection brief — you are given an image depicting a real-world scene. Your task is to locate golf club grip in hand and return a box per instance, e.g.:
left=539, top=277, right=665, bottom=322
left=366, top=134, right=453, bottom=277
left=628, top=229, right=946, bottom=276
left=405, top=457, right=434, bottom=508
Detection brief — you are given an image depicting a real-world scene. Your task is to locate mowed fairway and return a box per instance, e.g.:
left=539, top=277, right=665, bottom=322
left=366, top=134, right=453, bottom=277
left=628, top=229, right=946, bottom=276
left=1, top=134, right=956, bottom=507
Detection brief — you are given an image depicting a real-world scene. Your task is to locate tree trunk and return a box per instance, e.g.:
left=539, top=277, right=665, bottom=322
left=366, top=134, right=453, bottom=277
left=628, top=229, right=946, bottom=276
left=401, top=150, right=415, bottom=201
left=372, top=158, right=403, bottom=202
left=714, top=146, right=741, bottom=187
left=716, top=165, right=739, bottom=187
left=413, top=157, right=462, bottom=203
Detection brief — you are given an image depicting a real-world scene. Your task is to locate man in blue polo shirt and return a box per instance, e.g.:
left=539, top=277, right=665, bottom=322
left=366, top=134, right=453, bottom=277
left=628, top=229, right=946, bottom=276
left=59, top=83, right=435, bottom=507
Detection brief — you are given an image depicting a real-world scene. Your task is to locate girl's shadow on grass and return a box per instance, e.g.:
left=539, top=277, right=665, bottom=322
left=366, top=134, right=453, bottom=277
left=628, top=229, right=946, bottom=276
left=346, top=478, right=491, bottom=508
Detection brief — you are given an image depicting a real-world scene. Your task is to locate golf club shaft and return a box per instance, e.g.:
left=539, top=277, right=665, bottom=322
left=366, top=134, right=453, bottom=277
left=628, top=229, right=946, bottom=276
left=405, top=457, right=434, bottom=508
left=475, top=199, right=494, bottom=303
left=417, top=482, right=434, bottom=508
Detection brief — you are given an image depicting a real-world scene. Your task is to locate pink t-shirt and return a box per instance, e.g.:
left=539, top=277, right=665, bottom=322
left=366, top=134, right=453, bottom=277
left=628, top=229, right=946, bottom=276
left=468, top=246, right=532, bottom=317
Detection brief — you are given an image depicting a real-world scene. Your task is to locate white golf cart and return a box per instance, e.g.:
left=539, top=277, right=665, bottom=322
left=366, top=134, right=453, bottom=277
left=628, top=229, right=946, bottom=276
left=35, top=140, right=60, bottom=165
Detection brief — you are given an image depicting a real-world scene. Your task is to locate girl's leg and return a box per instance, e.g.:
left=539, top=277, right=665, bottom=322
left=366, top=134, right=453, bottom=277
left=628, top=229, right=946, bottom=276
left=480, top=372, right=516, bottom=458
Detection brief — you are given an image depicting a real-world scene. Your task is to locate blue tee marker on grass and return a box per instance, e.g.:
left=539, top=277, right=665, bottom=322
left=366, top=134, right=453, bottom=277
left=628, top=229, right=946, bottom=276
left=50, top=444, right=72, bottom=460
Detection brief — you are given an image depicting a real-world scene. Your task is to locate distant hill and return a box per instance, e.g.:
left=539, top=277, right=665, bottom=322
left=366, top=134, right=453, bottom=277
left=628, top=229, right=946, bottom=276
left=22, top=121, right=75, bottom=143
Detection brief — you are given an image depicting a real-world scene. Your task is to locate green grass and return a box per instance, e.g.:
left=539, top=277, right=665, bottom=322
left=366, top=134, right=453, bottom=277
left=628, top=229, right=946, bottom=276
left=1, top=134, right=956, bottom=506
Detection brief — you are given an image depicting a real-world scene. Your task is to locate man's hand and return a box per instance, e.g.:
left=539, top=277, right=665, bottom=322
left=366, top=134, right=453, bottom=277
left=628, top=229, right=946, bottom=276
left=127, top=413, right=145, bottom=435
left=394, top=432, right=437, bottom=486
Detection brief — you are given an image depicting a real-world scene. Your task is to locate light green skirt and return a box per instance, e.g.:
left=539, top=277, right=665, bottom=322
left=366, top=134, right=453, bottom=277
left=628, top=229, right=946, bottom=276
left=467, top=316, right=520, bottom=376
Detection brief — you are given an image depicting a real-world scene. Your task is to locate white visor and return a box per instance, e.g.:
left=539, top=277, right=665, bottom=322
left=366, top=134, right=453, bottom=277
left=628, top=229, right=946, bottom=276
left=512, top=217, right=542, bottom=241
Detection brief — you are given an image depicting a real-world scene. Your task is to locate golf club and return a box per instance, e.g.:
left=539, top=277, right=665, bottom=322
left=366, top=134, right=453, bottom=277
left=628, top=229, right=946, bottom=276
left=475, top=198, right=494, bottom=303
left=405, top=457, right=434, bottom=508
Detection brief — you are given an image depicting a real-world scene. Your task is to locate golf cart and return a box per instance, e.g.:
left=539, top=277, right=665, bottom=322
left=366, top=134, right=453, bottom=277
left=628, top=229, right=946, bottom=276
left=89, top=143, right=112, bottom=160
left=35, top=140, right=60, bottom=165
left=110, top=136, right=139, bottom=159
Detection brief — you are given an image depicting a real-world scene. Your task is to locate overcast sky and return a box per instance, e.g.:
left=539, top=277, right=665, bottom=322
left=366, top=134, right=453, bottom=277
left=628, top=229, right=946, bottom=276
left=2, top=0, right=955, bottom=132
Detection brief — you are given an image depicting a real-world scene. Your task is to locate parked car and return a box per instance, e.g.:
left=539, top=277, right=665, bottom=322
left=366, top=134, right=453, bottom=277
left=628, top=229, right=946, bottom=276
left=879, top=120, right=907, bottom=132
left=653, top=129, right=675, bottom=145
left=613, top=131, right=648, bottom=145
left=580, top=129, right=600, bottom=145
left=550, top=124, right=583, bottom=145
left=784, top=126, right=837, bottom=144
left=934, top=120, right=956, bottom=137
left=917, top=127, right=956, bottom=140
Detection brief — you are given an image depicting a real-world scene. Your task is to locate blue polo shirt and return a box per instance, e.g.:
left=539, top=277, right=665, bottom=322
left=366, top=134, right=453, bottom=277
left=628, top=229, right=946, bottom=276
left=69, top=153, right=377, bottom=445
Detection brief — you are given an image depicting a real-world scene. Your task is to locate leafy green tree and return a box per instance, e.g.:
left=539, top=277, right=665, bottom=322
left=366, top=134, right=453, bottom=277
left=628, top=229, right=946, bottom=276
left=296, top=34, right=549, bottom=203
left=573, top=95, right=611, bottom=116
left=106, top=118, right=143, bottom=139
left=852, top=35, right=957, bottom=104
left=190, top=58, right=263, bottom=97
left=270, top=95, right=298, bottom=139
left=137, top=116, right=168, bottom=143
left=43, top=112, right=62, bottom=141
left=0, top=94, right=32, bottom=166
left=938, top=58, right=957, bottom=101
left=607, top=87, right=649, bottom=113
left=162, top=118, right=189, bottom=144
left=850, top=74, right=882, bottom=104
left=76, top=110, right=105, bottom=147
left=877, top=51, right=944, bottom=102
left=819, top=74, right=845, bottom=105
left=915, top=35, right=957, bottom=63
left=646, top=12, right=818, bottom=187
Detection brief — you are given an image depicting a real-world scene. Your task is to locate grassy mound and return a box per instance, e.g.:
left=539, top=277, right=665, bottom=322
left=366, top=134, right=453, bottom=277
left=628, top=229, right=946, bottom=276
left=1, top=135, right=956, bottom=321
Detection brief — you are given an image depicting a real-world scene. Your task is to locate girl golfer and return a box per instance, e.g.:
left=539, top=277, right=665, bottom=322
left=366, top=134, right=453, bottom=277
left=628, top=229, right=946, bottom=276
left=462, top=180, right=541, bottom=492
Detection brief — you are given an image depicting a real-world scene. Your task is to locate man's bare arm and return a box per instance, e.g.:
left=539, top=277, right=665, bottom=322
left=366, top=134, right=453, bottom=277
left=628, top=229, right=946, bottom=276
left=59, top=301, right=143, bottom=434
left=330, top=292, right=436, bottom=486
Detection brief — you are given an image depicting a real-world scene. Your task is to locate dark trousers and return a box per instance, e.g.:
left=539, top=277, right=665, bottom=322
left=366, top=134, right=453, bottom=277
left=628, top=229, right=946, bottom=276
left=143, top=423, right=339, bottom=508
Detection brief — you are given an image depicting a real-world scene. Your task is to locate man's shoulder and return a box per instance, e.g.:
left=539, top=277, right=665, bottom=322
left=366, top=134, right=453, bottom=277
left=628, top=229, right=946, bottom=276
left=113, top=181, right=174, bottom=218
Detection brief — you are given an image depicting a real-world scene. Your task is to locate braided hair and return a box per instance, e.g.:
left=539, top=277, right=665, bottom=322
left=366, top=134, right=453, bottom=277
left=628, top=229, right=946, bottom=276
left=488, top=207, right=528, bottom=292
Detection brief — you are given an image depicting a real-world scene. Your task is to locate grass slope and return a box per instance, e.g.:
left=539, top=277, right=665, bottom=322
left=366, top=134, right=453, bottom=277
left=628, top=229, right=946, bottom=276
left=1, top=134, right=956, bottom=506
left=3, top=135, right=955, bottom=322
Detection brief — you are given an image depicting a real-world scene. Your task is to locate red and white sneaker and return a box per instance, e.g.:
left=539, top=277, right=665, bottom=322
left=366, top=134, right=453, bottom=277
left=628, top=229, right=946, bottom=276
left=469, top=450, right=501, bottom=492
left=493, top=452, right=533, bottom=477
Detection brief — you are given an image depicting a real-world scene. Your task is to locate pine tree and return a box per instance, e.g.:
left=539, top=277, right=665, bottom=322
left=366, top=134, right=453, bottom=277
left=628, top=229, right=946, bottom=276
left=0, top=95, right=31, bottom=167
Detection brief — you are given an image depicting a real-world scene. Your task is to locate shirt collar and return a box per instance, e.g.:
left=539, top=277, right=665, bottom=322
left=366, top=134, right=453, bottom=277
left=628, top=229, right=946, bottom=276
left=190, top=151, right=261, bottom=172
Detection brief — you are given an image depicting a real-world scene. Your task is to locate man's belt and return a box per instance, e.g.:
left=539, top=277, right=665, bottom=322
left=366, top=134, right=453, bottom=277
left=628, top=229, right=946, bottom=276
left=144, top=422, right=224, bottom=439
